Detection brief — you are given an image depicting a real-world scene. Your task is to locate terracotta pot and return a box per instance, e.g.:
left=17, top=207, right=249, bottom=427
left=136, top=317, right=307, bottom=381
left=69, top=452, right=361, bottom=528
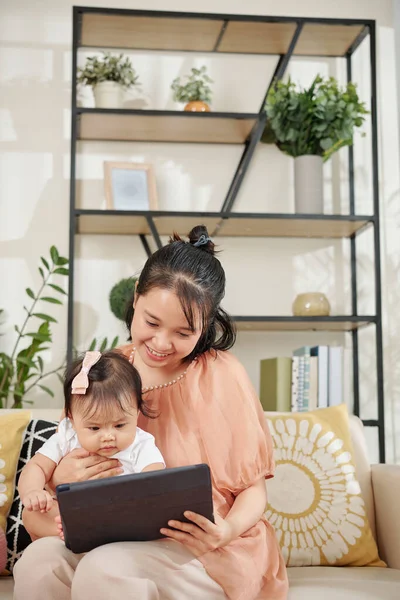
left=184, top=101, right=211, bottom=112
left=292, top=292, right=331, bottom=317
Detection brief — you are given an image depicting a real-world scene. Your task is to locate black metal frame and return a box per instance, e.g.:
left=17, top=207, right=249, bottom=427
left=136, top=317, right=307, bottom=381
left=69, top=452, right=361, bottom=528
left=68, top=8, right=385, bottom=461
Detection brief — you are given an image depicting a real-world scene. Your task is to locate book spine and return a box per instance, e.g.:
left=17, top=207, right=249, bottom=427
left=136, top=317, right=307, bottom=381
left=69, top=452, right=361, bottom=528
left=301, top=353, right=310, bottom=412
left=296, top=356, right=305, bottom=412
left=328, top=346, right=343, bottom=406
left=291, top=357, right=299, bottom=412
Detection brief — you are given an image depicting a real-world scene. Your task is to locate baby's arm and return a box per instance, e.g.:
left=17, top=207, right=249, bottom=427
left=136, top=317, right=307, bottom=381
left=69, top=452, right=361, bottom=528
left=18, top=454, right=57, bottom=513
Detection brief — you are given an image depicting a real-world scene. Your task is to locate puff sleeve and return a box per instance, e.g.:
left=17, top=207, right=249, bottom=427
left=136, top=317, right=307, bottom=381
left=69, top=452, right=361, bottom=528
left=193, top=351, right=275, bottom=497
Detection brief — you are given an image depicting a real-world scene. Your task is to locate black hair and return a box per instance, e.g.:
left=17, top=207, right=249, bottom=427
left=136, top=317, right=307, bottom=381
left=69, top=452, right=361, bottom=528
left=125, top=224, right=236, bottom=362
left=64, top=350, right=154, bottom=421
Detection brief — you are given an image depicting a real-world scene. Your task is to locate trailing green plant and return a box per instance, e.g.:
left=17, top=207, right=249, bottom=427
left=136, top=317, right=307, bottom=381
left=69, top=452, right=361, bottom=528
left=0, top=246, right=69, bottom=409
left=263, top=75, right=368, bottom=161
left=109, top=277, right=137, bottom=322
left=77, top=52, right=140, bottom=88
left=171, top=66, right=213, bottom=104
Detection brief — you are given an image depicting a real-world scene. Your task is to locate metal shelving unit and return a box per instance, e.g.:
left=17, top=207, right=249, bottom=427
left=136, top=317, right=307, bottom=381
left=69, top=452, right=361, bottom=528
left=68, top=7, right=385, bottom=461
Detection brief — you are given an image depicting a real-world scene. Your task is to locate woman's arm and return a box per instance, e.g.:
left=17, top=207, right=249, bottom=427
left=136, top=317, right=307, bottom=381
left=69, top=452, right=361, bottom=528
left=224, top=477, right=267, bottom=540
left=160, top=476, right=267, bottom=556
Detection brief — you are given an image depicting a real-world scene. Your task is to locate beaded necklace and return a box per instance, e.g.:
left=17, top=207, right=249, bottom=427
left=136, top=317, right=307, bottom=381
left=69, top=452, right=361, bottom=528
left=129, top=346, right=192, bottom=392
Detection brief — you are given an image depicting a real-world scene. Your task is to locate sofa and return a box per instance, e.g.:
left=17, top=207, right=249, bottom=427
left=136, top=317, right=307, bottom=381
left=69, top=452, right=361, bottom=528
left=1, top=408, right=400, bottom=599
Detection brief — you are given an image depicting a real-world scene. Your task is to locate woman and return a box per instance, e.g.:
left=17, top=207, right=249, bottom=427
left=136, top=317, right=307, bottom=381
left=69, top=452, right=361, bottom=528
left=14, top=225, right=288, bottom=600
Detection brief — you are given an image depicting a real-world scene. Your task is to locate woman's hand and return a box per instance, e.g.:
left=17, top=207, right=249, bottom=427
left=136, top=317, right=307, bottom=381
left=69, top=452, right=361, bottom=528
left=160, top=512, right=233, bottom=557
left=49, top=448, right=124, bottom=489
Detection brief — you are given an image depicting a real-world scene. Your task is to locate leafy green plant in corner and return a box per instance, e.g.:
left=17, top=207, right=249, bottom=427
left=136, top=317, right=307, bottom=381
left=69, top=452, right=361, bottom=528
left=263, top=75, right=368, bottom=161
left=0, top=246, right=69, bottom=408
left=171, top=66, right=213, bottom=104
left=77, top=52, right=140, bottom=89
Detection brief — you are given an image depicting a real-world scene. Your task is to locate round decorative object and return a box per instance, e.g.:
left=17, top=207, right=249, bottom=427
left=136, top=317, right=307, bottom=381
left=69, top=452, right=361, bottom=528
left=184, top=101, right=211, bottom=112
left=292, top=292, right=330, bottom=317
left=93, top=81, right=123, bottom=108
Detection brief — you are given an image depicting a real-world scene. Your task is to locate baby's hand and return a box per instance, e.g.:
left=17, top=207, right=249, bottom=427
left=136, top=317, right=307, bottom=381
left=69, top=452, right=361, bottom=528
left=22, top=490, right=53, bottom=513
left=55, top=514, right=64, bottom=541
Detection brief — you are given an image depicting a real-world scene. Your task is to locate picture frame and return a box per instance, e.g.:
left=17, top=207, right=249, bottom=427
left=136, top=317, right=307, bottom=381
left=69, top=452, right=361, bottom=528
left=104, top=162, right=158, bottom=211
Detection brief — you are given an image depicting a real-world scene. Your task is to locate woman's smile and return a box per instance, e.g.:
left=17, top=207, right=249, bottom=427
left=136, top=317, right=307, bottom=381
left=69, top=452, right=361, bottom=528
left=145, top=344, right=173, bottom=361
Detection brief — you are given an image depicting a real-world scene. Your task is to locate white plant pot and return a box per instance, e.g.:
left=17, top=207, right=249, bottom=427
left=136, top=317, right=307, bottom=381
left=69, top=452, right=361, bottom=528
left=294, top=155, right=324, bottom=214
left=93, top=81, right=123, bottom=108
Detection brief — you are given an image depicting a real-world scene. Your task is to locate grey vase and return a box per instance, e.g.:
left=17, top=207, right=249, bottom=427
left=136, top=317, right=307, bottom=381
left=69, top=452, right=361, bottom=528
left=294, top=155, right=324, bottom=214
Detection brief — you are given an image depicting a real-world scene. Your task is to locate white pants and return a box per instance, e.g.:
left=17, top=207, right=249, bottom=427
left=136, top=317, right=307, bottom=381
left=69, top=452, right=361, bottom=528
left=13, top=536, right=226, bottom=600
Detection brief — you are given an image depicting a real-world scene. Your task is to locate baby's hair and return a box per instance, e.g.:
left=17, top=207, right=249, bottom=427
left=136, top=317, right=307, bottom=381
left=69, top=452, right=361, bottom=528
left=64, top=350, right=154, bottom=421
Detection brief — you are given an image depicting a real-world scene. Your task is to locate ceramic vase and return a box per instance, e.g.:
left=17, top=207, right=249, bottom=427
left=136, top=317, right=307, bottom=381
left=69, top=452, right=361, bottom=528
left=292, top=292, right=331, bottom=317
left=294, top=155, right=323, bottom=214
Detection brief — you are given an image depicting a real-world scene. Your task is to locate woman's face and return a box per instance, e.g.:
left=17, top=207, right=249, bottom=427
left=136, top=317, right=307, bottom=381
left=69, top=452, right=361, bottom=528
left=131, top=287, right=202, bottom=371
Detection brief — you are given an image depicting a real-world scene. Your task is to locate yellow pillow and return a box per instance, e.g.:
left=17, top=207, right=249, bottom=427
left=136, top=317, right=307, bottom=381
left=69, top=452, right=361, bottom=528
left=0, top=411, right=30, bottom=533
left=265, top=405, right=385, bottom=568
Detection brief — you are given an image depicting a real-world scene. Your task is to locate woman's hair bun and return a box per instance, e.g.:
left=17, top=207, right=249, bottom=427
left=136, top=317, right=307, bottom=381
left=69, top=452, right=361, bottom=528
left=188, top=225, right=215, bottom=255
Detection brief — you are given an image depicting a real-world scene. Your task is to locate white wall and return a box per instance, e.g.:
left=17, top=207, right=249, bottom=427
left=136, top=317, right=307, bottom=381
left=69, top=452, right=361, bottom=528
left=1, top=0, right=399, bottom=464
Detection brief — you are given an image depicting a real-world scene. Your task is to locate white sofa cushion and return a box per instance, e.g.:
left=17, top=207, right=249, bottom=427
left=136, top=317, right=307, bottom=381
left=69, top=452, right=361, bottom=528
left=288, top=566, right=400, bottom=599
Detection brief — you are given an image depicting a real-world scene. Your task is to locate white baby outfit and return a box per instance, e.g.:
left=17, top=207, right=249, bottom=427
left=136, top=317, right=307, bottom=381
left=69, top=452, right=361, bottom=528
left=37, top=418, right=165, bottom=475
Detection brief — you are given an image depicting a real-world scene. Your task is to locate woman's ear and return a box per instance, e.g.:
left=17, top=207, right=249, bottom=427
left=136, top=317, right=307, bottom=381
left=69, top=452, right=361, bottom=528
left=133, top=280, right=139, bottom=308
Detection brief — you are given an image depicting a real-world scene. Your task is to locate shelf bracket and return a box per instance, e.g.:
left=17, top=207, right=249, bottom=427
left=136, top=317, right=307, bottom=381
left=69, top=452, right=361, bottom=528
left=139, top=234, right=153, bottom=258
left=213, top=20, right=228, bottom=51
left=219, top=21, right=303, bottom=216
left=146, top=215, right=163, bottom=249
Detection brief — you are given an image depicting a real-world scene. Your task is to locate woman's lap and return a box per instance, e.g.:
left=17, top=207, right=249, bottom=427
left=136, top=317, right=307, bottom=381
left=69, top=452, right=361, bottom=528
left=14, top=537, right=226, bottom=600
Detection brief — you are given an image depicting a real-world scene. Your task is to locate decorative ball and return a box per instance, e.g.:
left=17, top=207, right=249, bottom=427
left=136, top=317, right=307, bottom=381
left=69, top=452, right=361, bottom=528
left=109, top=277, right=137, bottom=322
left=292, top=292, right=331, bottom=317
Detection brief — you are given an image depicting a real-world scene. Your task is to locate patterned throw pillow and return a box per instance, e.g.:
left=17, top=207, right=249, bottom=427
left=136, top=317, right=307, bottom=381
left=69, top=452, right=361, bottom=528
left=5, top=419, right=57, bottom=573
left=0, top=412, right=31, bottom=544
left=265, top=404, right=385, bottom=568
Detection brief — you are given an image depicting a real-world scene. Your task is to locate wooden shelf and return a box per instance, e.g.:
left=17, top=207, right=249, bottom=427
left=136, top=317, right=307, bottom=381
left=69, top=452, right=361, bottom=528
left=80, top=12, right=225, bottom=52
left=75, top=211, right=373, bottom=239
left=78, top=9, right=367, bottom=57
left=233, top=316, right=375, bottom=332
left=77, top=109, right=258, bottom=144
left=295, top=23, right=365, bottom=56
left=216, top=214, right=372, bottom=238
left=217, top=21, right=297, bottom=54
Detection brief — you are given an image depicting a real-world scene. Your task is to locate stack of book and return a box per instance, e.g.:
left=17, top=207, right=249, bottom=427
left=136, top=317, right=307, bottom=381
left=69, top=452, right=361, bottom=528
left=259, top=346, right=344, bottom=412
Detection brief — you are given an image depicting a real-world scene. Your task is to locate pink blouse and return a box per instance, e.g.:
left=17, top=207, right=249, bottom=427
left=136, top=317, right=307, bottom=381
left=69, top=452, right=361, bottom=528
left=131, top=348, right=288, bottom=600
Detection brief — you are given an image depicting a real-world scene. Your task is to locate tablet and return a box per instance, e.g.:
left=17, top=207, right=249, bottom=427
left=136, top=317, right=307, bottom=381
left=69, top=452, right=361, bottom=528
left=56, top=463, right=214, bottom=554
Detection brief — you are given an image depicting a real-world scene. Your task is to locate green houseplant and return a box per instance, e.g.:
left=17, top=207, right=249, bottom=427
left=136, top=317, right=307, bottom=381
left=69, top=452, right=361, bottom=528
left=171, top=65, right=213, bottom=112
left=263, top=75, right=368, bottom=213
left=77, top=52, right=140, bottom=109
left=109, top=277, right=137, bottom=322
left=0, top=246, right=69, bottom=408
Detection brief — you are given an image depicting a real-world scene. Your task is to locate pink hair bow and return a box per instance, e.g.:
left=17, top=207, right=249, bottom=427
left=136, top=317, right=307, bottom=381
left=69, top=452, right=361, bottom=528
left=71, top=351, right=101, bottom=395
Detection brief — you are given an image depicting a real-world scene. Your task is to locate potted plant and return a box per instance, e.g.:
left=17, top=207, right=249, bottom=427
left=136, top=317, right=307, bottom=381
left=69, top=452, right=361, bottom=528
left=77, top=52, right=140, bottom=109
left=171, top=65, right=213, bottom=112
left=109, top=277, right=137, bottom=322
left=264, top=75, right=368, bottom=213
left=0, top=246, right=69, bottom=408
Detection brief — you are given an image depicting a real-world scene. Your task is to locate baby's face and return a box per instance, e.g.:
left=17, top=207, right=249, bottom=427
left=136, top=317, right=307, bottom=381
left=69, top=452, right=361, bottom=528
left=71, top=404, right=138, bottom=457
